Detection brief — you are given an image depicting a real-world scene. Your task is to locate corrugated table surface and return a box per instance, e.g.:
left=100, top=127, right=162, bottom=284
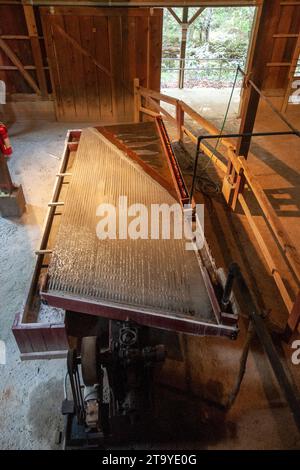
left=47, top=127, right=213, bottom=321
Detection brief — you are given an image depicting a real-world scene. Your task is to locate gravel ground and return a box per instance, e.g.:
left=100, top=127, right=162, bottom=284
left=0, top=121, right=84, bottom=450
left=1, top=107, right=300, bottom=449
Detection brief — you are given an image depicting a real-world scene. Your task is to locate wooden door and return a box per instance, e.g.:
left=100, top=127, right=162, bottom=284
left=40, top=7, right=162, bottom=122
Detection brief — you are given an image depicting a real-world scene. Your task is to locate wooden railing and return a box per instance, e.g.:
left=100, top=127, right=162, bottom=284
left=133, top=78, right=300, bottom=339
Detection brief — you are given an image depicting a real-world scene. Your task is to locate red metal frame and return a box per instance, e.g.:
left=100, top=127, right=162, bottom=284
left=12, top=130, right=80, bottom=359
left=40, top=290, right=238, bottom=339
left=13, top=126, right=239, bottom=360
left=155, top=116, right=190, bottom=206
left=97, top=126, right=179, bottom=202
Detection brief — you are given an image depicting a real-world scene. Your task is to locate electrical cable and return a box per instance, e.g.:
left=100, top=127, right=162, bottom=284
left=186, top=66, right=242, bottom=197
left=64, top=372, right=69, bottom=400
left=196, top=66, right=241, bottom=181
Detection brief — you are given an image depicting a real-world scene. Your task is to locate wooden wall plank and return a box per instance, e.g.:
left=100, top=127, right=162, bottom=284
left=149, top=10, right=163, bottom=90
left=93, top=16, right=113, bottom=120
left=50, top=13, right=77, bottom=120
left=40, top=6, right=162, bottom=122
left=40, top=11, right=63, bottom=117
left=64, top=15, right=88, bottom=119
left=135, top=15, right=150, bottom=89
left=1, top=2, right=296, bottom=101
left=263, top=2, right=300, bottom=92
left=22, top=3, right=48, bottom=97
left=122, top=14, right=136, bottom=118
left=108, top=15, right=125, bottom=120
left=0, top=37, right=40, bottom=94
left=80, top=15, right=100, bottom=120
left=41, top=6, right=164, bottom=17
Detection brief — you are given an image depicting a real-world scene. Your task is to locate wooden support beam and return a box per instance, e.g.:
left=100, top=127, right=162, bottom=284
left=53, top=23, right=112, bottom=78
left=22, top=3, right=48, bottom=98
left=237, top=155, right=300, bottom=283
left=35, top=249, right=52, bottom=255
left=238, top=193, right=294, bottom=313
left=167, top=7, right=182, bottom=25
left=48, top=202, right=64, bottom=207
left=180, top=100, right=236, bottom=149
left=182, top=126, right=227, bottom=173
left=147, top=96, right=177, bottom=125
left=267, top=62, right=292, bottom=67
left=0, top=38, right=40, bottom=95
left=1, top=65, right=49, bottom=71
left=188, top=7, right=205, bottom=25
left=176, top=101, right=184, bottom=141
left=133, top=78, right=141, bottom=123
left=237, top=1, right=279, bottom=158
left=0, top=35, right=31, bottom=40
left=282, top=33, right=300, bottom=112
left=0, top=66, right=49, bottom=70
left=230, top=1, right=281, bottom=209
left=140, top=106, right=160, bottom=118
left=179, top=7, right=189, bottom=89
left=284, top=292, right=300, bottom=340
left=139, top=85, right=178, bottom=106
left=273, top=34, right=299, bottom=38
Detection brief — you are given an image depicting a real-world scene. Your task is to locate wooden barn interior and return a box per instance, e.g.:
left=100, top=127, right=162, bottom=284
left=0, top=0, right=300, bottom=450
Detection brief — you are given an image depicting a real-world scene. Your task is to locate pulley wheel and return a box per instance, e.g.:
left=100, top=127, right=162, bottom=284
left=81, top=336, right=99, bottom=386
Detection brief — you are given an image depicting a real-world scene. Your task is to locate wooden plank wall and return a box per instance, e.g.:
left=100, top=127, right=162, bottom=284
left=0, top=3, right=50, bottom=95
left=0, top=1, right=299, bottom=103
left=40, top=7, right=163, bottom=121
left=263, top=0, right=300, bottom=94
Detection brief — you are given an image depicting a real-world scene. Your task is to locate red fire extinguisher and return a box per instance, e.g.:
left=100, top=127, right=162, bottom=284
left=0, top=123, right=12, bottom=156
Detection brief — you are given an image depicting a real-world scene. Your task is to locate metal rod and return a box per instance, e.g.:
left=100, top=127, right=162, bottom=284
left=189, top=138, right=201, bottom=203
left=190, top=130, right=298, bottom=201
left=221, top=262, right=240, bottom=311
left=234, top=267, right=300, bottom=432
left=238, top=65, right=300, bottom=136
left=250, top=311, right=300, bottom=432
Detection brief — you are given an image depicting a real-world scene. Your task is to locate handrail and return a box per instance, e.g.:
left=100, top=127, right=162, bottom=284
left=133, top=78, right=300, bottom=337
left=135, top=79, right=235, bottom=170
left=179, top=101, right=235, bottom=150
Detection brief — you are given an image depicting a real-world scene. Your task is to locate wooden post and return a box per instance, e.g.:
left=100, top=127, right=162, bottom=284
left=178, top=7, right=189, bottom=89
left=0, top=153, right=15, bottom=193
left=283, top=292, right=300, bottom=341
left=22, top=3, right=48, bottom=98
left=237, top=1, right=280, bottom=158
left=133, top=78, right=141, bottom=123
left=176, top=101, right=184, bottom=142
left=168, top=7, right=204, bottom=90
left=230, top=0, right=281, bottom=210
left=281, top=32, right=300, bottom=113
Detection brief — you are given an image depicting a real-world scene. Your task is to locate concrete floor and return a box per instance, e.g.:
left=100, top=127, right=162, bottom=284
left=0, top=97, right=300, bottom=449
left=162, top=87, right=242, bottom=122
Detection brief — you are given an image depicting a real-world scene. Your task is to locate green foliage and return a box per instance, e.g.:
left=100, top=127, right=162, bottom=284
left=163, top=6, right=255, bottom=60
left=162, top=6, right=255, bottom=87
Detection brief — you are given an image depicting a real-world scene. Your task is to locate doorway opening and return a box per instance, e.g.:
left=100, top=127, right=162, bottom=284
left=161, top=6, right=256, bottom=125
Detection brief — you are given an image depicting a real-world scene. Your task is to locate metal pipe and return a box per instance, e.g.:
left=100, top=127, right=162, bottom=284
left=221, top=262, right=240, bottom=311
left=234, top=267, right=300, bottom=432
left=189, top=137, right=201, bottom=203
left=250, top=311, right=300, bottom=432
left=238, top=65, right=300, bottom=136
left=190, top=130, right=299, bottom=201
